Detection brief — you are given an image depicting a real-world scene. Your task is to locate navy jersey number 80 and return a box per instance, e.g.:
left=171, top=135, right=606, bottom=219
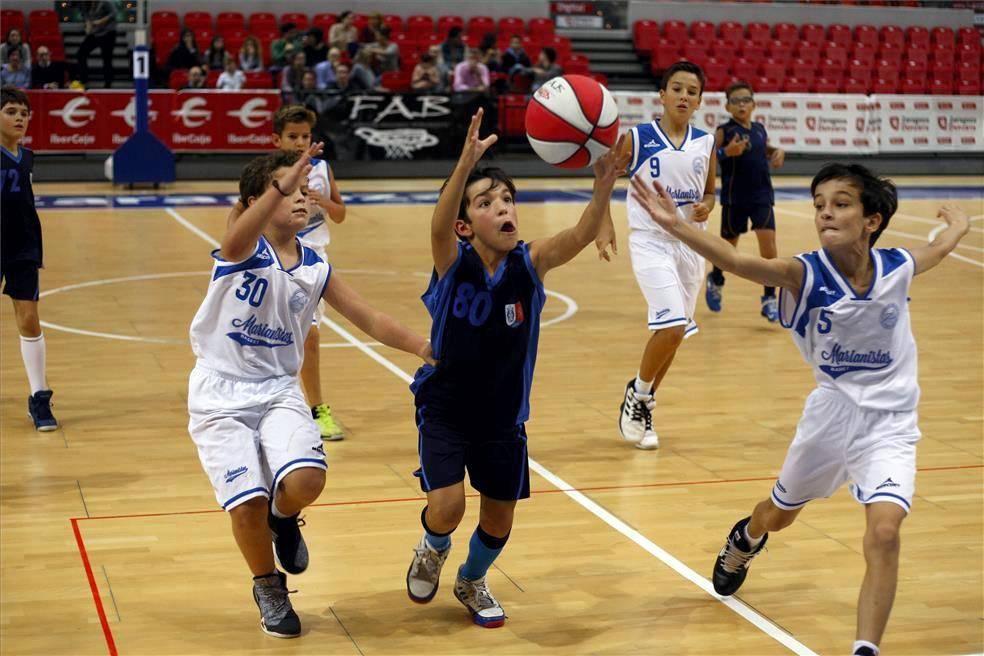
left=412, top=241, right=546, bottom=429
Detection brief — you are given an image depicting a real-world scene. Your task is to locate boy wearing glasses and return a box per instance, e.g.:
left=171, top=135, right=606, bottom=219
left=705, top=81, right=785, bottom=321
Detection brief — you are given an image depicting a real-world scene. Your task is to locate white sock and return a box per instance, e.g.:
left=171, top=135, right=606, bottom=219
left=852, top=639, right=879, bottom=655
left=20, top=334, right=47, bottom=395
left=270, top=496, right=289, bottom=519
left=633, top=374, right=654, bottom=396
left=743, top=524, right=764, bottom=548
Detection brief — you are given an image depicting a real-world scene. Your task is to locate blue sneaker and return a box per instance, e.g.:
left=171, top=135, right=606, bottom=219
left=760, top=295, right=779, bottom=323
left=28, top=390, right=58, bottom=431
left=705, top=274, right=723, bottom=312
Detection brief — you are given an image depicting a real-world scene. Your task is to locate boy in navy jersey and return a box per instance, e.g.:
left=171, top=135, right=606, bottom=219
left=706, top=81, right=785, bottom=321
left=630, top=163, right=970, bottom=656
left=405, top=109, right=628, bottom=627
left=0, top=86, right=57, bottom=430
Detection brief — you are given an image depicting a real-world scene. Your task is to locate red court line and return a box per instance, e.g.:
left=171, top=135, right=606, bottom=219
left=70, top=462, right=982, bottom=656
left=71, top=518, right=118, bottom=656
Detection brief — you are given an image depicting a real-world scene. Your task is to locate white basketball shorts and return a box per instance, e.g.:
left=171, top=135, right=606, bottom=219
left=629, top=231, right=703, bottom=337
left=188, top=365, right=327, bottom=511
left=771, top=387, right=920, bottom=514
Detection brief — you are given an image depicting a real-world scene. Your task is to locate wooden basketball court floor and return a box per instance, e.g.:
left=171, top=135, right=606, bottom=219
left=1, top=175, right=981, bottom=656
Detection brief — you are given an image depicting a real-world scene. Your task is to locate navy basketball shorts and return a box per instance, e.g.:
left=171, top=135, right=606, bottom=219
left=413, top=407, right=531, bottom=501
left=720, top=204, right=775, bottom=239
left=0, top=263, right=40, bottom=301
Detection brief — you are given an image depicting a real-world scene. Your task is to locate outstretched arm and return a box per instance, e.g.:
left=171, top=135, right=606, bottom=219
left=220, top=142, right=323, bottom=261
left=323, top=271, right=435, bottom=365
left=908, top=204, right=970, bottom=275
left=531, top=135, right=631, bottom=278
left=431, top=108, right=497, bottom=277
left=630, top=176, right=803, bottom=291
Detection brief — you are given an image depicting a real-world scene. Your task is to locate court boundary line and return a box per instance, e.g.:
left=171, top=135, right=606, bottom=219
left=162, top=208, right=819, bottom=655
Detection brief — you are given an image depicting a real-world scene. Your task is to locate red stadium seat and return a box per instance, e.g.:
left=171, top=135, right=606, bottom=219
left=818, top=59, right=845, bottom=84
left=904, top=57, right=928, bottom=79
left=854, top=25, right=879, bottom=49
left=957, top=77, right=981, bottom=95
left=957, top=60, right=981, bottom=81
left=740, top=42, right=767, bottom=63
left=206, top=69, right=221, bottom=87
left=384, top=15, right=404, bottom=34
left=800, top=23, right=825, bottom=47
left=774, top=22, right=798, bottom=46
left=244, top=71, right=273, bottom=88
left=789, top=58, right=816, bottom=81
left=28, top=9, right=59, bottom=34
left=766, top=40, right=793, bottom=65
left=827, top=24, right=851, bottom=48
left=760, top=60, right=787, bottom=84
left=880, top=25, right=905, bottom=49
left=682, top=39, right=710, bottom=68
left=31, top=34, right=64, bottom=59
left=281, top=13, right=309, bottom=31
left=690, top=20, right=714, bottom=42
left=662, top=20, right=688, bottom=45
left=851, top=43, right=877, bottom=66
left=755, top=75, right=781, bottom=93
left=746, top=22, right=770, bottom=42
left=704, top=57, right=728, bottom=88
left=878, top=43, right=905, bottom=65
left=528, top=17, right=554, bottom=39
left=407, top=15, right=434, bottom=35
left=151, top=10, right=180, bottom=34
left=905, top=26, right=930, bottom=50
left=1, top=10, right=25, bottom=33
left=194, top=28, right=214, bottom=49
left=957, top=26, right=979, bottom=46
left=783, top=76, right=811, bottom=92
left=312, top=13, right=337, bottom=34
left=466, top=16, right=495, bottom=39
left=900, top=77, right=926, bottom=94
left=795, top=45, right=821, bottom=66
left=931, top=27, right=955, bottom=50
left=957, top=43, right=982, bottom=65
left=931, top=58, right=954, bottom=80
left=634, top=20, right=660, bottom=51
left=183, top=11, right=213, bottom=32
left=871, top=77, right=898, bottom=94
left=652, top=39, right=682, bottom=72
left=731, top=57, right=758, bottom=82
left=352, top=14, right=369, bottom=35
left=929, top=77, right=954, bottom=95
left=875, top=60, right=900, bottom=83
left=498, top=94, right=527, bottom=137
left=813, top=77, right=840, bottom=93
left=822, top=43, right=848, bottom=68
left=843, top=78, right=869, bottom=94
left=565, top=53, right=591, bottom=75
left=249, top=12, right=278, bottom=34
left=718, top=21, right=743, bottom=43
left=437, top=15, right=464, bottom=37
left=216, top=12, right=244, bottom=34
left=168, top=69, right=189, bottom=89
left=498, top=17, right=524, bottom=36
left=380, top=70, right=410, bottom=92
left=847, top=59, right=872, bottom=84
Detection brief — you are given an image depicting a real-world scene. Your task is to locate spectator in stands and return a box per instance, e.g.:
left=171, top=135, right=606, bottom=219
left=167, top=29, right=203, bottom=72
left=412, top=52, right=444, bottom=93
left=205, top=36, right=227, bottom=71
left=303, top=28, right=328, bottom=66
left=453, top=49, right=490, bottom=94
left=76, top=0, right=117, bottom=88
left=441, top=27, right=465, bottom=69
left=238, top=37, right=263, bottom=73
left=1, top=28, right=30, bottom=67
left=329, top=11, right=359, bottom=57
left=502, top=35, right=531, bottom=74
left=31, top=46, right=66, bottom=89
left=429, top=44, right=450, bottom=82
left=216, top=54, right=245, bottom=90
left=360, top=12, right=384, bottom=44
left=281, top=50, right=309, bottom=102
left=367, top=26, right=400, bottom=74
left=350, top=49, right=377, bottom=91
left=322, top=63, right=368, bottom=112
left=182, top=66, right=207, bottom=90
left=529, top=47, right=562, bottom=91
left=478, top=33, right=501, bottom=73
left=1, top=49, right=30, bottom=88
left=314, top=47, right=342, bottom=89
left=272, top=23, right=303, bottom=69
left=299, top=70, right=331, bottom=114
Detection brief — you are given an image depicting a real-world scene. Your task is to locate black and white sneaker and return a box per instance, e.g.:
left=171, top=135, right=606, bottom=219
left=252, top=571, right=300, bottom=638
left=28, top=390, right=58, bottom=431
left=712, top=517, right=768, bottom=596
left=618, top=379, right=658, bottom=449
left=268, top=509, right=309, bottom=575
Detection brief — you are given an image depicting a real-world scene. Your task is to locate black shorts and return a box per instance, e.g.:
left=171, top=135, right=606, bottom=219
left=1, top=263, right=39, bottom=300
left=720, top=204, right=775, bottom=239
left=413, top=406, right=531, bottom=501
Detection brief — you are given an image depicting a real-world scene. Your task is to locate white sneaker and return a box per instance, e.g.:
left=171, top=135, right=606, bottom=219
left=619, top=379, right=657, bottom=447
left=406, top=536, right=450, bottom=603
left=636, top=430, right=660, bottom=450
left=454, top=567, right=505, bottom=628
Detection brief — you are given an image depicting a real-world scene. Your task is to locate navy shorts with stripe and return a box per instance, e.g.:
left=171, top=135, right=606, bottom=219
left=1, top=263, right=39, bottom=300
left=720, top=204, right=775, bottom=239
left=414, top=406, right=531, bottom=501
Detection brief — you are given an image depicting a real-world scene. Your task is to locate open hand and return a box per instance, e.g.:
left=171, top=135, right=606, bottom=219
left=938, top=203, right=970, bottom=237
left=592, top=133, right=631, bottom=191
left=630, top=176, right=681, bottom=232
left=458, top=108, right=498, bottom=169
left=279, top=142, right=324, bottom=196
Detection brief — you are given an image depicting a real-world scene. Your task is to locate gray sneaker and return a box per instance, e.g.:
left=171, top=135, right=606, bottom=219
left=252, top=571, right=300, bottom=638
left=406, top=536, right=450, bottom=603
left=454, top=567, right=506, bottom=628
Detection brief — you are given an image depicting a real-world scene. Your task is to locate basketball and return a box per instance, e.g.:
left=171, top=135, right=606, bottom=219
left=525, top=75, right=620, bottom=169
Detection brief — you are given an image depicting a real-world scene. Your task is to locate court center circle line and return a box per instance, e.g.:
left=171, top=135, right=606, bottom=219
left=38, top=270, right=579, bottom=343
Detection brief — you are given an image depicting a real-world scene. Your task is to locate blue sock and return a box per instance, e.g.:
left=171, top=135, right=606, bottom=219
left=459, top=526, right=510, bottom=581
left=421, top=506, right=452, bottom=552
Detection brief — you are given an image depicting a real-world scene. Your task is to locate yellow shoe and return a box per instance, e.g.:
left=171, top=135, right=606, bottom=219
left=313, top=404, right=344, bottom=441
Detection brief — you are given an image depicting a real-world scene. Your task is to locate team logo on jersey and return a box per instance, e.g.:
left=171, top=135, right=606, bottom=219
left=875, top=477, right=901, bottom=490
left=643, top=139, right=659, bottom=148
left=289, top=289, right=309, bottom=314
left=692, top=156, right=706, bottom=178
left=819, top=343, right=893, bottom=378
left=227, top=315, right=294, bottom=348
left=224, top=466, right=248, bottom=483
left=505, top=302, right=525, bottom=327
left=879, top=303, right=900, bottom=329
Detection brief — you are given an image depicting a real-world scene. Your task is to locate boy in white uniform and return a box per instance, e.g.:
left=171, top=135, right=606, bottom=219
left=616, top=61, right=717, bottom=450
left=629, top=163, right=971, bottom=656
left=190, top=146, right=433, bottom=638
